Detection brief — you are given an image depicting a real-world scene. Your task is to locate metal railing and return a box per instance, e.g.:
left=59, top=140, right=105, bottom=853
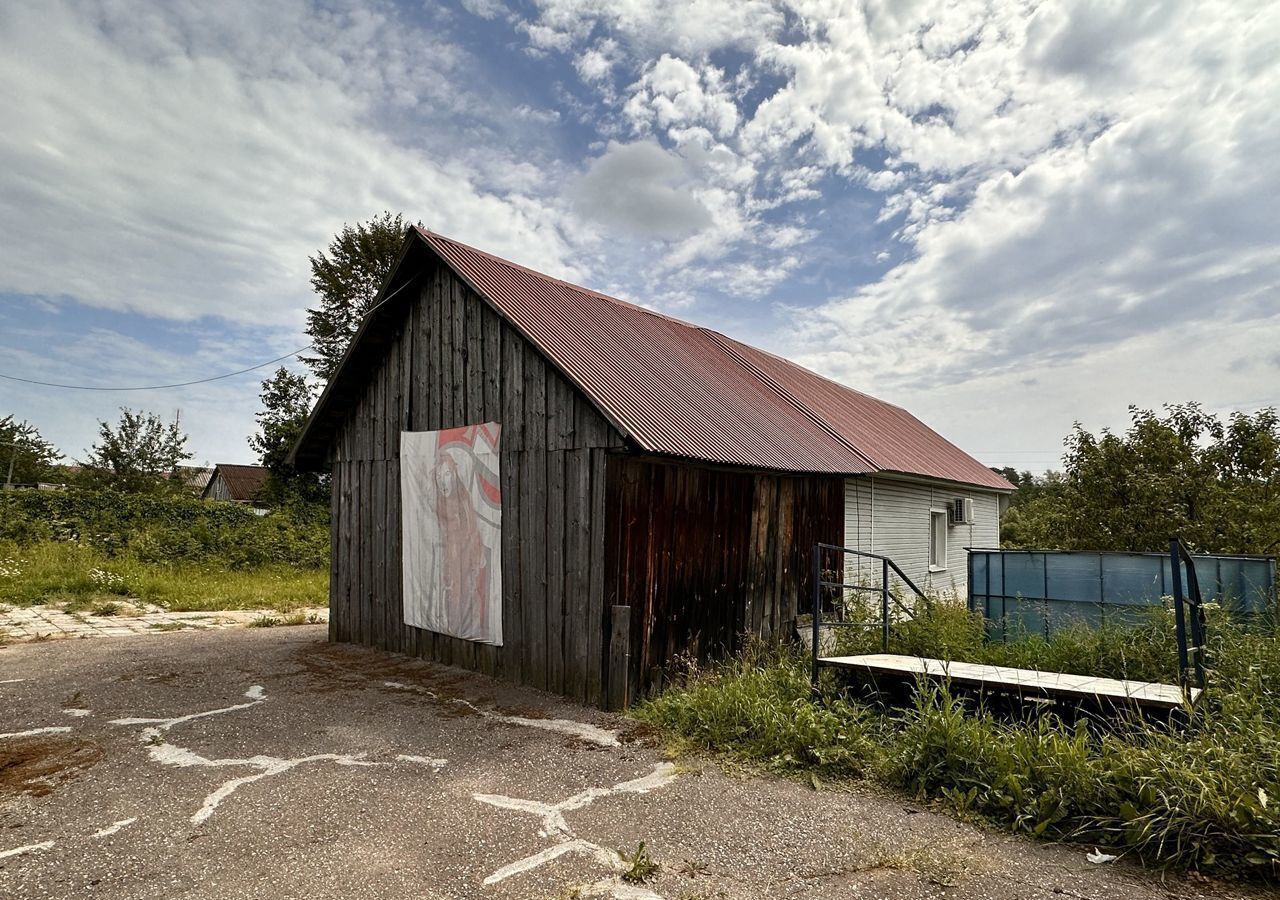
left=1170, top=538, right=1208, bottom=693
left=809, top=543, right=928, bottom=692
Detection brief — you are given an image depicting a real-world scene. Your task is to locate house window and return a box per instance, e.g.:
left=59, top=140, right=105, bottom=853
left=929, top=510, right=948, bottom=571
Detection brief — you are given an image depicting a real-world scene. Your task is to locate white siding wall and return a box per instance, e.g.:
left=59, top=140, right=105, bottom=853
left=842, top=475, right=1002, bottom=598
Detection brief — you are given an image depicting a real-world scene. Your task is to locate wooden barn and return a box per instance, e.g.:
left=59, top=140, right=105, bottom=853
left=291, top=228, right=1012, bottom=709
left=202, top=463, right=269, bottom=505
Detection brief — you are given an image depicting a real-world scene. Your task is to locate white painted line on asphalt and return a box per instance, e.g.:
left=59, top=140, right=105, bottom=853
left=0, top=840, right=54, bottom=860
left=382, top=680, right=621, bottom=747
left=0, top=726, right=72, bottom=739
left=0, top=678, right=24, bottom=684
left=112, top=685, right=447, bottom=825
left=62, top=708, right=92, bottom=717
left=92, top=818, right=137, bottom=838
left=580, top=878, right=666, bottom=900
left=483, top=839, right=617, bottom=884
left=110, top=685, right=266, bottom=731
left=476, top=763, right=678, bottom=893
left=396, top=754, right=447, bottom=770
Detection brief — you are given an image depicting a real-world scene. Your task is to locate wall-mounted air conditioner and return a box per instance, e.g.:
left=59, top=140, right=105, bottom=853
left=949, top=497, right=974, bottom=526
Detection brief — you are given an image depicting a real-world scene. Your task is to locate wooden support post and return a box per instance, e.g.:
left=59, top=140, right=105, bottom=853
left=607, top=605, right=631, bottom=711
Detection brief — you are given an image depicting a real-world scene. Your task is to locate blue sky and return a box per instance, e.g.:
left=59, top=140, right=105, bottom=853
left=2, top=0, right=1278, bottom=472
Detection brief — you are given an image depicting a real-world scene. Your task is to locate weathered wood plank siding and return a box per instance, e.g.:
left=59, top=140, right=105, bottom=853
left=330, top=260, right=623, bottom=706
left=604, top=456, right=843, bottom=697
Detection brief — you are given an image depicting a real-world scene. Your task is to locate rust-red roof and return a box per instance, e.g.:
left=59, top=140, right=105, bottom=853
left=204, top=463, right=270, bottom=503
left=420, top=230, right=1011, bottom=490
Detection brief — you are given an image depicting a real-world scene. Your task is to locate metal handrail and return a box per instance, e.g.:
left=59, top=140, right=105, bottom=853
left=1170, top=537, right=1208, bottom=694
left=810, top=543, right=929, bottom=692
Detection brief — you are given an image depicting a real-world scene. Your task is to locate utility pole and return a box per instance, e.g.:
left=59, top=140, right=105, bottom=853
left=1, top=440, right=17, bottom=489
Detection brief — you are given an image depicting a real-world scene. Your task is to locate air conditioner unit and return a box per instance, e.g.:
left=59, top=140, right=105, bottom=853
left=949, top=497, right=973, bottom=525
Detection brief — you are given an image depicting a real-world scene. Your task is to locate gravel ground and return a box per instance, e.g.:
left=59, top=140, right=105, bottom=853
left=0, top=628, right=1267, bottom=900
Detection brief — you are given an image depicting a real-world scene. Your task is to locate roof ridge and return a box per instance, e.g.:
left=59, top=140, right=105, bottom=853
left=416, top=228, right=697, bottom=329
left=698, top=328, right=879, bottom=472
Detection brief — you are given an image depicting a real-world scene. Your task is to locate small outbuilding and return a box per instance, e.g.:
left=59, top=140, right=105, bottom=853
left=202, top=463, right=269, bottom=505
left=291, top=229, right=1013, bottom=708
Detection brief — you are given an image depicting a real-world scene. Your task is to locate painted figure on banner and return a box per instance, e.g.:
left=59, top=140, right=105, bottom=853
left=401, top=423, right=502, bottom=644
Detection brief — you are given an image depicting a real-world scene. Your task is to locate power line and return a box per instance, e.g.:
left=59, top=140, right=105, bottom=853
left=0, top=346, right=312, bottom=392
left=0, top=278, right=419, bottom=393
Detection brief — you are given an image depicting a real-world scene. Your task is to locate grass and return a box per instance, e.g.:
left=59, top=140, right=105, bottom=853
left=636, top=603, right=1280, bottom=880
left=246, top=611, right=324, bottom=628
left=0, top=540, right=326, bottom=613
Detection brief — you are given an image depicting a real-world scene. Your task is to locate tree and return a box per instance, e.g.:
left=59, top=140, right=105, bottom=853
left=0, top=415, right=62, bottom=486
left=80, top=408, right=193, bottom=493
left=1001, top=403, right=1280, bottom=554
left=302, top=211, right=410, bottom=381
left=248, top=367, right=326, bottom=505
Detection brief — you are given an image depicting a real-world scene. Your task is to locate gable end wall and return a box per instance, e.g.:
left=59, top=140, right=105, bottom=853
left=328, top=260, right=624, bottom=707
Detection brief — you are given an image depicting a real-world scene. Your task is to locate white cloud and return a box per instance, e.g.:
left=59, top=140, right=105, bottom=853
left=624, top=55, right=740, bottom=138
left=526, top=0, right=784, bottom=57
left=575, top=39, right=620, bottom=82
left=573, top=140, right=713, bottom=240
left=460, top=0, right=508, bottom=20
left=0, top=0, right=579, bottom=328
left=774, top=0, right=1280, bottom=390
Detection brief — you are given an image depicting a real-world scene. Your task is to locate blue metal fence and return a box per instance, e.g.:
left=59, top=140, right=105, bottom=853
left=967, top=548, right=1275, bottom=641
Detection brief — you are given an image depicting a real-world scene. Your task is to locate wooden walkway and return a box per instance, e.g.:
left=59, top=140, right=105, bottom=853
left=819, top=653, right=1199, bottom=710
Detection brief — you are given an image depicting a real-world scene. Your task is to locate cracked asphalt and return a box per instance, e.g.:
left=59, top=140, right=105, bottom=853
left=0, top=627, right=1269, bottom=899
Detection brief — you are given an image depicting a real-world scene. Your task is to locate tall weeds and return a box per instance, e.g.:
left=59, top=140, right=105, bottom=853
left=636, top=604, right=1280, bottom=879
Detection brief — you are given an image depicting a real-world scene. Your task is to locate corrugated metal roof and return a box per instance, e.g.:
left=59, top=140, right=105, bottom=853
left=418, top=229, right=1013, bottom=490
left=206, top=463, right=270, bottom=502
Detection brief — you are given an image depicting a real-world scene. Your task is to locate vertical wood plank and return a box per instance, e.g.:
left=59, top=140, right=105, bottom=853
left=482, top=304, right=501, bottom=422
left=545, top=447, right=566, bottom=695
left=332, top=462, right=343, bottom=642
left=586, top=448, right=608, bottom=706
left=607, top=605, right=631, bottom=711
left=372, top=457, right=386, bottom=650
left=451, top=276, right=466, bottom=427
left=565, top=448, right=590, bottom=702
left=501, top=326, right=524, bottom=451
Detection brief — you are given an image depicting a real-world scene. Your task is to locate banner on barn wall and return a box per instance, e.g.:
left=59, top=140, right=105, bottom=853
left=401, top=423, right=503, bottom=645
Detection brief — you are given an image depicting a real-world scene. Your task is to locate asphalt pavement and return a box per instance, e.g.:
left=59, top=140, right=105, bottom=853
left=0, top=627, right=1265, bottom=899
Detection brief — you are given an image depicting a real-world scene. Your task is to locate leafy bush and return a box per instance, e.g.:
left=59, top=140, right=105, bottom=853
left=637, top=603, right=1280, bottom=879
left=639, top=643, right=881, bottom=776
left=0, top=488, right=328, bottom=568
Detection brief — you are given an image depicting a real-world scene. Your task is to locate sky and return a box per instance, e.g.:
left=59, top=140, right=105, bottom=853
left=1, top=0, right=1278, bottom=474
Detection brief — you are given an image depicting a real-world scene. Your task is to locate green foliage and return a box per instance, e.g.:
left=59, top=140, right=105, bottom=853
left=303, top=211, right=411, bottom=381
left=0, top=487, right=328, bottom=567
left=249, top=366, right=327, bottom=505
left=1002, top=403, right=1280, bottom=554
left=78, top=408, right=193, bottom=494
left=638, top=643, right=882, bottom=776
left=638, top=604, right=1280, bottom=879
left=0, top=415, right=62, bottom=485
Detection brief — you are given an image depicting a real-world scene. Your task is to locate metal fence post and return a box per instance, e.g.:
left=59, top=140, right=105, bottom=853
left=1170, top=538, right=1190, bottom=690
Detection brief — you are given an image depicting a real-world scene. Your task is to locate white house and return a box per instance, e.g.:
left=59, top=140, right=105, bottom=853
left=845, top=474, right=1011, bottom=597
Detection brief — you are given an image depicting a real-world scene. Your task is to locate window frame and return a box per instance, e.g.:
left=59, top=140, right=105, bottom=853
left=929, top=508, right=948, bottom=571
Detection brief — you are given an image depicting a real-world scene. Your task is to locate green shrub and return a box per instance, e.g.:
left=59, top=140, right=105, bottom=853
left=0, top=488, right=328, bottom=568
left=637, top=645, right=881, bottom=776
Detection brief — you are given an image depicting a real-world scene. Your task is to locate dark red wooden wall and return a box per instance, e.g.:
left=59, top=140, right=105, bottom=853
left=604, top=455, right=844, bottom=697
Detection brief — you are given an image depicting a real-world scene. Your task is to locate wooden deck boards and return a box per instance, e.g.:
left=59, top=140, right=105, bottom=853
left=820, top=653, right=1198, bottom=709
